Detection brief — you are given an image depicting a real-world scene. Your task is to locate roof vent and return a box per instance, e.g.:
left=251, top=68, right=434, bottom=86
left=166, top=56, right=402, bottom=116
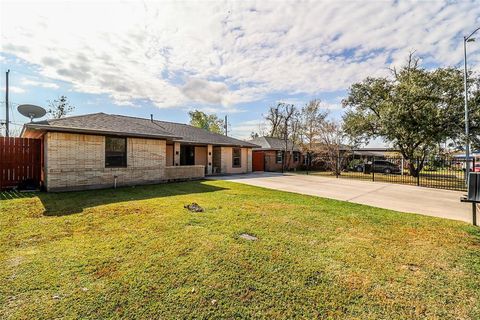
left=150, top=114, right=153, bottom=122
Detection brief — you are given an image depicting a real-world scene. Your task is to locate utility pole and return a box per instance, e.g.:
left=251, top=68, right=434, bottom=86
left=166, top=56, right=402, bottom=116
left=464, top=36, right=470, bottom=183
left=463, top=27, right=480, bottom=184
left=224, top=115, right=228, bottom=136
left=5, top=69, right=9, bottom=137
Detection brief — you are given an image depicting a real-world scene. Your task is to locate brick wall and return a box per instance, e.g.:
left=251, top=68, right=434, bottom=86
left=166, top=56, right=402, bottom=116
left=218, top=147, right=252, bottom=174
left=165, top=165, right=204, bottom=180
left=264, top=150, right=303, bottom=172
left=194, top=146, right=207, bottom=166
left=45, top=132, right=167, bottom=191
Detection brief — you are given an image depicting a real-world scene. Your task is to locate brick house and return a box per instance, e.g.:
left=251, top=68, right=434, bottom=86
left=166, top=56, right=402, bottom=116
left=248, top=136, right=304, bottom=172
left=21, top=113, right=258, bottom=191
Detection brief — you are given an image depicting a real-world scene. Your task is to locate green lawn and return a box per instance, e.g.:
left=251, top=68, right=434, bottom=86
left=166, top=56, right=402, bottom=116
left=1, top=180, right=479, bottom=319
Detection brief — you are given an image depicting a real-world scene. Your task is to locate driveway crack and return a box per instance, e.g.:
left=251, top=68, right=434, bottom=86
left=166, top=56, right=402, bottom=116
left=345, top=184, right=392, bottom=202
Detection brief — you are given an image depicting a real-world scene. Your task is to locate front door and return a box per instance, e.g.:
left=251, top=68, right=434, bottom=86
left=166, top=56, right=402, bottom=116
left=180, top=145, right=195, bottom=165
left=252, top=151, right=265, bottom=171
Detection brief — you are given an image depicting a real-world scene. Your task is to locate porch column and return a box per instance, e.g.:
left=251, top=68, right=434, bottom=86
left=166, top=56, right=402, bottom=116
left=247, top=148, right=252, bottom=172
left=174, top=142, right=181, bottom=166
left=207, top=144, right=213, bottom=175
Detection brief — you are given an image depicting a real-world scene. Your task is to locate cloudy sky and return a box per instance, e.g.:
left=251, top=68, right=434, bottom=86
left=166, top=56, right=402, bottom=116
left=1, top=0, right=480, bottom=140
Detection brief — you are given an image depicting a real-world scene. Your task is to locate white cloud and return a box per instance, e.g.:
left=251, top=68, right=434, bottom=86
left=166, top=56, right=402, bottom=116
left=230, top=119, right=266, bottom=140
left=321, top=102, right=342, bottom=111
left=181, top=78, right=230, bottom=105
left=1, top=86, right=25, bottom=94
left=21, top=78, right=59, bottom=89
left=1, top=1, right=479, bottom=110
left=276, top=99, right=342, bottom=110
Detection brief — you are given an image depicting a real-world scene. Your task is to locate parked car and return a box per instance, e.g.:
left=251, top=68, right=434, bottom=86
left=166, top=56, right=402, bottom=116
left=354, top=160, right=401, bottom=174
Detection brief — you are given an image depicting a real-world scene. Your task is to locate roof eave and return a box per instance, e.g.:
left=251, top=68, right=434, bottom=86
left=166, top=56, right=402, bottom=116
left=172, top=139, right=259, bottom=148
left=24, top=123, right=182, bottom=140
left=253, top=147, right=301, bottom=151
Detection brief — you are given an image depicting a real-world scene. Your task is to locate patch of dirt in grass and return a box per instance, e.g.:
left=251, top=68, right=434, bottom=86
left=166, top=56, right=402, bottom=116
left=93, top=264, right=118, bottom=279
left=401, top=264, right=421, bottom=272
left=5, top=255, right=24, bottom=281
left=238, top=286, right=257, bottom=301
left=7, top=256, right=23, bottom=268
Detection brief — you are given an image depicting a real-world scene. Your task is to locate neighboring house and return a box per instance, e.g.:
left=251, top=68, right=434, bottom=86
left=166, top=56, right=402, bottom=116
left=347, top=147, right=402, bottom=160
left=247, top=136, right=303, bottom=172
left=21, top=113, right=258, bottom=191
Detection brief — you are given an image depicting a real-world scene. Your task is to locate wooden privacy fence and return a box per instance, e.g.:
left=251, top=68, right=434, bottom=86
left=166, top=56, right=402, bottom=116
left=0, top=137, right=42, bottom=190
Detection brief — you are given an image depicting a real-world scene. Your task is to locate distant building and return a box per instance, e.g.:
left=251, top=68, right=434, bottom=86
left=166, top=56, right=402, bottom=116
left=345, top=147, right=402, bottom=159
left=247, top=136, right=304, bottom=172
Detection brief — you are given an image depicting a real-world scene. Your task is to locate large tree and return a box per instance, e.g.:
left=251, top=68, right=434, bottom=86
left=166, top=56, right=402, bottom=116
left=342, top=54, right=478, bottom=177
left=188, top=110, right=225, bottom=134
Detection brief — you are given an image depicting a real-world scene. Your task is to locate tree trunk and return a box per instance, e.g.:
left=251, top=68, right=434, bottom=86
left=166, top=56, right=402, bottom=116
left=407, top=159, right=425, bottom=177
left=408, top=162, right=419, bottom=177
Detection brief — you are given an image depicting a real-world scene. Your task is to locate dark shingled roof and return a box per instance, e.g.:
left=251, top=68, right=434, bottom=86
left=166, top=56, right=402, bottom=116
left=248, top=136, right=301, bottom=151
left=24, top=113, right=258, bottom=147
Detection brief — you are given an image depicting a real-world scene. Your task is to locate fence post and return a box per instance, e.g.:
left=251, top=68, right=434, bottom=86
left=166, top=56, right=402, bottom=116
left=306, top=153, right=309, bottom=175
left=372, top=156, right=375, bottom=182
left=336, top=156, right=339, bottom=178
left=416, top=158, right=420, bottom=186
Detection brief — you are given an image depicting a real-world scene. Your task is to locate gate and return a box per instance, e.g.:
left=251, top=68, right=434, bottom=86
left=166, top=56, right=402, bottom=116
left=252, top=151, right=265, bottom=171
left=0, top=137, right=42, bottom=190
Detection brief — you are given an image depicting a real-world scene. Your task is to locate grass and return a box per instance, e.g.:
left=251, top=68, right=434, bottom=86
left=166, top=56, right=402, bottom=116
left=1, top=180, right=479, bottom=319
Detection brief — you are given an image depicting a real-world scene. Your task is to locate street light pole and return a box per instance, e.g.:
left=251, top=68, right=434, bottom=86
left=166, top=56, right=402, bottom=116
left=463, top=27, right=480, bottom=183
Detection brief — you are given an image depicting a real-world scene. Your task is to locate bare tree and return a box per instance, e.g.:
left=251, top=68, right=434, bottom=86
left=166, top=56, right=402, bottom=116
left=263, top=102, right=301, bottom=171
left=48, top=96, right=75, bottom=119
left=281, top=104, right=300, bottom=170
left=287, top=116, right=304, bottom=169
left=265, top=103, right=285, bottom=138
left=315, top=120, right=347, bottom=175
left=300, top=99, right=328, bottom=152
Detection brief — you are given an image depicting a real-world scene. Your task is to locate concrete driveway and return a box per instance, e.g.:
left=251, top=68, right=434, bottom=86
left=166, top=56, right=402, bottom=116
left=209, top=172, right=473, bottom=224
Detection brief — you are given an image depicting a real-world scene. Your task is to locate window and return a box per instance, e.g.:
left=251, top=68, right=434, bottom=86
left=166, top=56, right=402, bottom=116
left=180, top=145, right=195, bottom=165
left=293, top=151, right=300, bottom=162
left=105, top=137, right=127, bottom=167
left=232, top=148, right=241, bottom=167
left=303, top=154, right=309, bottom=165
left=276, top=150, right=283, bottom=164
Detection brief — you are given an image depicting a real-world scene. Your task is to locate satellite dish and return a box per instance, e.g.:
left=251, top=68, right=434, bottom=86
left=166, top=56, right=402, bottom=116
left=17, top=104, right=46, bottom=122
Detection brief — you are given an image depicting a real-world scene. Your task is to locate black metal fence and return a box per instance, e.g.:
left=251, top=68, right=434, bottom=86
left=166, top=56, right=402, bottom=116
left=303, top=156, right=473, bottom=192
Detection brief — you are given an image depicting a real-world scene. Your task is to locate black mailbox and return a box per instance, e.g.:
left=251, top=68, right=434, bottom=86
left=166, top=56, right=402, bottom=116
left=461, top=172, right=479, bottom=226
left=467, top=172, right=480, bottom=202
